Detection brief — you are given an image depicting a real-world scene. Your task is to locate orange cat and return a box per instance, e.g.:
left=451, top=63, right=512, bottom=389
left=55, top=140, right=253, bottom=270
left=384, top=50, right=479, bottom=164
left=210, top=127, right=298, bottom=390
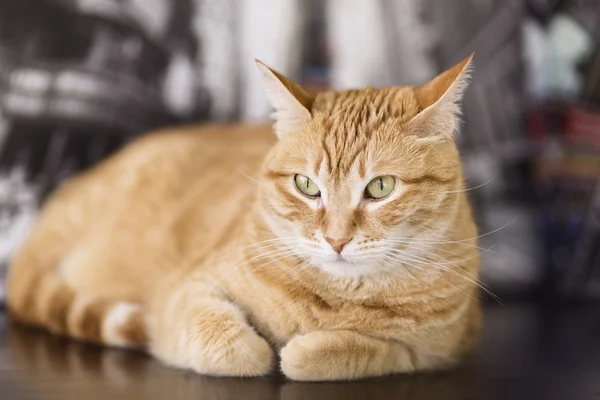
left=6, top=55, right=481, bottom=381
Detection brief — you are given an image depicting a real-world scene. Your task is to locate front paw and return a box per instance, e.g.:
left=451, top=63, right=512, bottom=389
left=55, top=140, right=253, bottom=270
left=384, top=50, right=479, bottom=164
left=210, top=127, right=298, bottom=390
left=190, top=325, right=274, bottom=377
left=280, top=331, right=364, bottom=381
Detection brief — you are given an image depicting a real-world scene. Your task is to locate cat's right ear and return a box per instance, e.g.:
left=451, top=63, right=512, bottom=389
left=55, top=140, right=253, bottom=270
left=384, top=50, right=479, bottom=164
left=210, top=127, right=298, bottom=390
left=256, top=60, right=314, bottom=139
left=409, top=54, right=473, bottom=142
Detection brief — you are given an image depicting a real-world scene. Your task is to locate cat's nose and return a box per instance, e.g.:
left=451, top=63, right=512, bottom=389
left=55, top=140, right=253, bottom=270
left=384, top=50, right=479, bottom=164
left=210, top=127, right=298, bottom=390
left=325, top=237, right=353, bottom=254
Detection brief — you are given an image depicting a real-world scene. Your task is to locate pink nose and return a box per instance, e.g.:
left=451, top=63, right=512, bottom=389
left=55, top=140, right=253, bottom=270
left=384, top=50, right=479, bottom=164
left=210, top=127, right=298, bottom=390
left=325, top=237, right=353, bottom=254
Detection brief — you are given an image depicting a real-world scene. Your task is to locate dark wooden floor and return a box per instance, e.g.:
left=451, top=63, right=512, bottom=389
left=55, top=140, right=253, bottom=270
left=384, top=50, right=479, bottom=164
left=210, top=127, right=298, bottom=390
left=1, top=303, right=600, bottom=400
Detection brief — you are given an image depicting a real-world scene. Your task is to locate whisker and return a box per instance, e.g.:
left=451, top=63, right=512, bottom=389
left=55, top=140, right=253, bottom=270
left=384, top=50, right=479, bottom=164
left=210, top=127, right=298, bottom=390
left=440, top=173, right=498, bottom=194
left=386, top=217, right=518, bottom=245
left=210, top=246, right=295, bottom=283
left=381, top=245, right=495, bottom=294
left=380, top=244, right=502, bottom=300
left=431, top=243, right=495, bottom=258
left=245, top=250, right=314, bottom=285
left=373, top=255, right=414, bottom=281
left=382, top=242, right=494, bottom=283
left=207, top=248, right=299, bottom=295
left=249, top=251, right=298, bottom=274
left=382, top=238, right=491, bottom=253
left=208, top=237, right=298, bottom=264
left=399, top=259, right=483, bottom=305
left=381, top=244, right=491, bottom=268
left=382, top=250, right=507, bottom=310
left=375, top=254, right=482, bottom=304
left=406, top=244, right=496, bottom=291
left=238, top=169, right=262, bottom=185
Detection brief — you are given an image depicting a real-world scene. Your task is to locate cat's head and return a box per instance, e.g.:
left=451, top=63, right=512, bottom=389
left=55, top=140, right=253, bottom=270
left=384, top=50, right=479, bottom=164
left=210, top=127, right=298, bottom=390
left=256, top=55, right=473, bottom=277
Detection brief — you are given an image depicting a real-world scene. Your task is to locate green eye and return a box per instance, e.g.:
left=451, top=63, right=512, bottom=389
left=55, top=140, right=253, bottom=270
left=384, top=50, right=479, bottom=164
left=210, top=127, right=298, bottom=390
left=365, top=176, right=395, bottom=199
left=294, top=174, right=321, bottom=197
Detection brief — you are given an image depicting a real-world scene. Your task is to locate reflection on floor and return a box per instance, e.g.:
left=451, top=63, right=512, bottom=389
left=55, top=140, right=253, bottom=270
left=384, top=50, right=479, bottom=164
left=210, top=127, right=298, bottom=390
left=1, top=304, right=600, bottom=400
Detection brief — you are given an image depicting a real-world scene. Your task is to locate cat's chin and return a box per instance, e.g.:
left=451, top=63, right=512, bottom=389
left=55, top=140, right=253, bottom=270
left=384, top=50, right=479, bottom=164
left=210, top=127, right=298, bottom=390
left=315, top=258, right=381, bottom=278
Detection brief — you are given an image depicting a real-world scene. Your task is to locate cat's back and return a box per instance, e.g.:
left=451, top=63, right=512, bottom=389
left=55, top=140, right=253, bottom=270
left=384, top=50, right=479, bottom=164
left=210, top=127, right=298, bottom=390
left=6, top=123, right=276, bottom=328
left=65, top=123, right=274, bottom=214
left=107, top=123, right=275, bottom=188
left=108, top=123, right=277, bottom=259
left=41, top=123, right=275, bottom=275
left=18, top=123, right=276, bottom=298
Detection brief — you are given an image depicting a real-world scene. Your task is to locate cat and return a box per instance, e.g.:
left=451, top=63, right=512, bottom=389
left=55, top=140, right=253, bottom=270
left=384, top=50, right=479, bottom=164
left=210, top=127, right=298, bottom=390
left=6, top=54, right=481, bottom=381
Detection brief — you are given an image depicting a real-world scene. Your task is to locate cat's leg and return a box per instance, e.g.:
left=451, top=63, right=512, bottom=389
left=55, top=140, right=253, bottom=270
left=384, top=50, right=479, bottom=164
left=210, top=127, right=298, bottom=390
left=280, top=330, right=450, bottom=381
left=149, top=280, right=274, bottom=377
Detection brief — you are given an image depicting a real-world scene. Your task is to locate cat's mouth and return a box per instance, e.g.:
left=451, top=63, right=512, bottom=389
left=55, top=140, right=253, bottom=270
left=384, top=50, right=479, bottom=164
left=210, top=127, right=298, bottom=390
left=334, top=254, right=351, bottom=262
left=317, top=255, right=378, bottom=278
left=330, top=254, right=356, bottom=266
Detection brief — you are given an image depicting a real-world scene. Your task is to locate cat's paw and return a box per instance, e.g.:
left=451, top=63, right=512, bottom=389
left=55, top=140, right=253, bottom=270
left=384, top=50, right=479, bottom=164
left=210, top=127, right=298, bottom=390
left=189, top=323, right=274, bottom=377
left=280, top=331, right=357, bottom=381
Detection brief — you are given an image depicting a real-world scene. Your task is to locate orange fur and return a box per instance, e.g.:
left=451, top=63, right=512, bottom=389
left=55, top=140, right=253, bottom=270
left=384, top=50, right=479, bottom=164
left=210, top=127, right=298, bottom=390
left=6, top=55, right=481, bottom=381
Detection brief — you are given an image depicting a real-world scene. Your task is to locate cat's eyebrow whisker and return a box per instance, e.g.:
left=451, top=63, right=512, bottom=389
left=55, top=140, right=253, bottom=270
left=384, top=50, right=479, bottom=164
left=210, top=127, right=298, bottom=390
left=238, top=169, right=262, bottom=185
left=440, top=173, right=499, bottom=194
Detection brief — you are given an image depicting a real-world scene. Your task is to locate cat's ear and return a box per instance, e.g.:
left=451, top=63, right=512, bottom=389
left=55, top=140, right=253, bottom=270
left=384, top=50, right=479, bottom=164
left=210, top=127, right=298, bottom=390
left=256, top=60, right=314, bottom=139
left=409, top=53, right=474, bottom=142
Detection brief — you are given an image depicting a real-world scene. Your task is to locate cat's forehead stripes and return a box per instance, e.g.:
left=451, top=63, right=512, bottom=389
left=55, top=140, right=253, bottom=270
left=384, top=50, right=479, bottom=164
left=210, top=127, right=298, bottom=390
left=313, top=87, right=422, bottom=130
left=310, top=87, right=421, bottom=178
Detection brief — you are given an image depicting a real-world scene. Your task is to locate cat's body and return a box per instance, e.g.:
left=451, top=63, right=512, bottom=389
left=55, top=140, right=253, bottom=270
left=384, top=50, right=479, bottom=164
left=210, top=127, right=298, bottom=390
left=7, top=56, right=481, bottom=381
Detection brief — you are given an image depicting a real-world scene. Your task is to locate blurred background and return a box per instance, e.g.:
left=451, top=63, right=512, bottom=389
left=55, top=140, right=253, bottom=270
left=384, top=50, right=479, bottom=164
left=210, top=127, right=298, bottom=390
left=0, top=0, right=599, bottom=305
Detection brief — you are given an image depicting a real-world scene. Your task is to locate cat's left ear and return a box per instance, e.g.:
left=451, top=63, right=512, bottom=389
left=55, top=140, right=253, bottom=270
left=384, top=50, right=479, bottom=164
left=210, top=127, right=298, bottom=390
left=409, top=53, right=474, bottom=142
left=256, top=60, right=314, bottom=139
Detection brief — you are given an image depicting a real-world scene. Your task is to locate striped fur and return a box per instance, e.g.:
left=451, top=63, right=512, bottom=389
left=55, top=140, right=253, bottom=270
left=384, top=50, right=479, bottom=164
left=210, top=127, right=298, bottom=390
left=7, top=56, right=482, bottom=380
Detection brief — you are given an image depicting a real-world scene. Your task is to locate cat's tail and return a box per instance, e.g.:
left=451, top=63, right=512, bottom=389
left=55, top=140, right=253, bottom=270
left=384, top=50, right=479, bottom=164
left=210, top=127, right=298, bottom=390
left=6, top=252, right=148, bottom=349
